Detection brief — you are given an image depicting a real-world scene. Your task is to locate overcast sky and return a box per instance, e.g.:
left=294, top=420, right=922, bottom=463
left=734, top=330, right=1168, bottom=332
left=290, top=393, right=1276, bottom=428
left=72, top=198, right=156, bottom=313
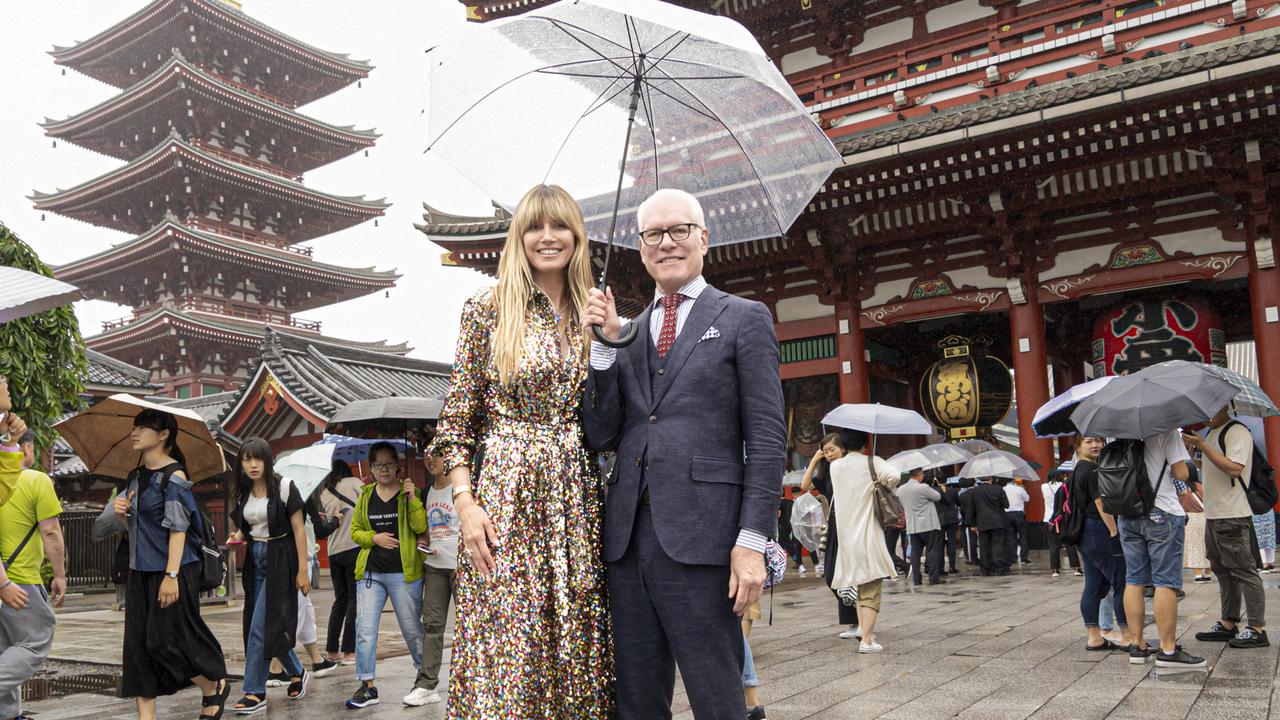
left=1, top=0, right=499, bottom=364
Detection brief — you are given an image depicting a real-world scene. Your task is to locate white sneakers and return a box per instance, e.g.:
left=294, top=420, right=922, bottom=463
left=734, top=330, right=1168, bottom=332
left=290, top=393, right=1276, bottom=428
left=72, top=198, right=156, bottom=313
left=797, top=565, right=807, bottom=575
left=838, top=625, right=862, bottom=640
left=402, top=688, right=442, bottom=706
left=814, top=563, right=825, bottom=575
left=858, top=639, right=883, bottom=654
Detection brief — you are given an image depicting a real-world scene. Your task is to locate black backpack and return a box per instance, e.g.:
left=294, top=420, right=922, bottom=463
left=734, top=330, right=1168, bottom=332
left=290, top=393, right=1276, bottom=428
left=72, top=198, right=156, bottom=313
left=1097, top=439, right=1166, bottom=518
left=1218, top=421, right=1278, bottom=516
left=1050, top=474, right=1086, bottom=546
left=157, top=469, right=227, bottom=595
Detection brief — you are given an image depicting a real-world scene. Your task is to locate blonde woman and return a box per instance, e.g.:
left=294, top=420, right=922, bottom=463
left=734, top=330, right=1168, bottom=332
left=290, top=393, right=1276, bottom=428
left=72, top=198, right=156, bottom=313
left=434, top=185, right=612, bottom=718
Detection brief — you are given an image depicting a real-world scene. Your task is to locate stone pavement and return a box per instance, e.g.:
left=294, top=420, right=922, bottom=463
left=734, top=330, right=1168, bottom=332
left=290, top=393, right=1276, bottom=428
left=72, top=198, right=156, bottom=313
left=25, top=562, right=1280, bottom=719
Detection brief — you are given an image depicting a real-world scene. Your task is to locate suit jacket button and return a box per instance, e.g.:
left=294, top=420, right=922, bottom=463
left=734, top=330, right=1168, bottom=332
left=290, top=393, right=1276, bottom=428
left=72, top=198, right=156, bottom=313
left=649, top=415, right=657, bottom=424
left=635, top=458, right=641, bottom=466
left=657, top=368, right=665, bottom=375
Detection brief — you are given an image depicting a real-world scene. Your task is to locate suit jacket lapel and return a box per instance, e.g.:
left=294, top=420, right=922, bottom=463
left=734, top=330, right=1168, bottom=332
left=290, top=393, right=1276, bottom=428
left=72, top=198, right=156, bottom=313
left=628, top=306, right=654, bottom=410
left=651, top=287, right=728, bottom=411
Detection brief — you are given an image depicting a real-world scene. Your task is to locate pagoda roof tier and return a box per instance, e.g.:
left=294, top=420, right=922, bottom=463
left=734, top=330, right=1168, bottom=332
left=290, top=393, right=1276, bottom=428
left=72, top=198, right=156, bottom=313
left=30, top=136, right=387, bottom=241
left=222, top=327, right=451, bottom=432
left=42, top=54, right=377, bottom=174
left=50, top=0, right=371, bottom=107
left=88, top=306, right=410, bottom=362
left=57, top=217, right=398, bottom=312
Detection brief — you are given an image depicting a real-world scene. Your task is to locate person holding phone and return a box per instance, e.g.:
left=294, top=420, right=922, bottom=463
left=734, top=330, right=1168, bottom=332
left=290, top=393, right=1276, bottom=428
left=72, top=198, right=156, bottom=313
left=318, top=460, right=362, bottom=665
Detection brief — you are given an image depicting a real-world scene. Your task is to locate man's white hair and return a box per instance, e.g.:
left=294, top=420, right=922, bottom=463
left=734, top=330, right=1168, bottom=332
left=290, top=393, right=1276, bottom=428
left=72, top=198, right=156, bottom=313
left=636, top=188, right=705, bottom=229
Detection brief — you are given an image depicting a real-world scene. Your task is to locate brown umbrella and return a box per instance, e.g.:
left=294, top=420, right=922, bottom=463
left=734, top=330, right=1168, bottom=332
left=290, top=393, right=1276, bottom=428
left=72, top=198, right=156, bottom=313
left=54, top=393, right=225, bottom=481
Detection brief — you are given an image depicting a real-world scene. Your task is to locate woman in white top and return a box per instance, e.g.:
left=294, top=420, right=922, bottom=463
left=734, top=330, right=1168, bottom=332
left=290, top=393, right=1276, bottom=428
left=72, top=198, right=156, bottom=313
left=829, top=429, right=900, bottom=653
left=318, top=461, right=363, bottom=664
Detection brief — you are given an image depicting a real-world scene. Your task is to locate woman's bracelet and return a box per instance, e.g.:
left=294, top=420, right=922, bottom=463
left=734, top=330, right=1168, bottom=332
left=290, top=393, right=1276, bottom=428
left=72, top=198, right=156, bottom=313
left=452, top=484, right=474, bottom=500
left=0, top=580, right=12, bottom=591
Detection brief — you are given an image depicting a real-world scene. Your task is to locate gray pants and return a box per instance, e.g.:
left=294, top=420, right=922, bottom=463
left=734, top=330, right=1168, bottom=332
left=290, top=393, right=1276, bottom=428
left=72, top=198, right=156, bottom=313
left=0, top=584, right=56, bottom=718
left=413, top=566, right=455, bottom=691
left=1206, top=517, right=1267, bottom=628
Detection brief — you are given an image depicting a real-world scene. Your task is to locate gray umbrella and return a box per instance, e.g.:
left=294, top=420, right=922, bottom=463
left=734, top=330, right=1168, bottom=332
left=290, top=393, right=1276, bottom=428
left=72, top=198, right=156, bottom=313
left=1069, top=363, right=1241, bottom=439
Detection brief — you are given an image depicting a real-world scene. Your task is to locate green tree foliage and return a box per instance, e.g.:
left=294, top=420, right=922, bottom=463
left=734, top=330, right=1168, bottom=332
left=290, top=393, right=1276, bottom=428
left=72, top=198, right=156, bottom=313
left=0, top=222, right=88, bottom=468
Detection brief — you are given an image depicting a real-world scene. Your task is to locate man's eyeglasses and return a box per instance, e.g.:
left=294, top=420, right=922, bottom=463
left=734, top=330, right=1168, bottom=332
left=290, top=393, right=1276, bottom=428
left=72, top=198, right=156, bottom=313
left=638, top=223, right=700, bottom=246
left=370, top=461, right=398, bottom=471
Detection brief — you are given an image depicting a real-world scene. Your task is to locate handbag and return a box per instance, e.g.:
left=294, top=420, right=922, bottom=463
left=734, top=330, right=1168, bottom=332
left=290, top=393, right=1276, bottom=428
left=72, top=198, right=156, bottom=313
left=869, top=454, right=904, bottom=529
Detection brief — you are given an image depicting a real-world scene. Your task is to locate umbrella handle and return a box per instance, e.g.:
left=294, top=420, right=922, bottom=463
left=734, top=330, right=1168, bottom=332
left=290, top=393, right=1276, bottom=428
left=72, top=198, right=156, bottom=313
left=592, top=322, right=640, bottom=348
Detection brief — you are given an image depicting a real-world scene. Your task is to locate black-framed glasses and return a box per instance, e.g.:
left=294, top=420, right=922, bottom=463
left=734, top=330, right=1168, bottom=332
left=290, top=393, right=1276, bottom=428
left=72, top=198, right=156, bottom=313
left=638, top=223, right=700, bottom=246
left=370, top=461, right=398, bottom=471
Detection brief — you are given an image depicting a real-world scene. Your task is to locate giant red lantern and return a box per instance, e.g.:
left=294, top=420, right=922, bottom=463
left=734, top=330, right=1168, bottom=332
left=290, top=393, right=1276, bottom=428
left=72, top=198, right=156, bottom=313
left=1091, top=297, right=1226, bottom=376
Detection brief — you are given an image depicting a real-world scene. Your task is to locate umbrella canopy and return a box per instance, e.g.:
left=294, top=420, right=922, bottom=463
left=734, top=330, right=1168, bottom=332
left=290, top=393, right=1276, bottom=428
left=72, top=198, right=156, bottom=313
left=424, top=0, right=839, bottom=320
left=53, top=393, right=224, bottom=481
left=887, top=443, right=974, bottom=474
left=276, top=444, right=341, bottom=501
left=1031, top=376, right=1116, bottom=439
left=313, top=435, right=413, bottom=465
left=1069, top=362, right=1240, bottom=439
left=789, top=493, right=824, bottom=553
left=327, top=397, right=444, bottom=429
left=782, top=469, right=806, bottom=487
left=0, top=266, right=82, bottom=323
left=1148, top=360, right=1279, bottom=418
left=958, top=450, right=1038, bottom=481
left=821, top=404, right=933, bottom=436
left=955, top=439, right=999, bottom=455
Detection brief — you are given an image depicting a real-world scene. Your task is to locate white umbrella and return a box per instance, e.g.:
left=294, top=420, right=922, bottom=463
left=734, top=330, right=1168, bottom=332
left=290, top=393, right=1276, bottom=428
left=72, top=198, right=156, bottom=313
left=958, top=450, right=1038, bottom=481
left=0, top=266, right=82, bottom=323
left=54, top=393, right=224, bottom=481
left=887, top=443, right=975, bottom=474
left=782, top=469, right=806, bottom=487
left=275, top=444, right=338, bottom=500
left=821, top=404, right=932, bottom=435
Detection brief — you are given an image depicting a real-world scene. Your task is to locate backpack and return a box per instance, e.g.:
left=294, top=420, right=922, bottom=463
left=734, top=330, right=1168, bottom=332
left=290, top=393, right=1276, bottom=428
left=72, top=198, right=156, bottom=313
left=1097, top=439, right=1166, bottom=518
left=1050, top=476, right=1085, bottom=546
left=157, top=468, right=227, bottom=595
left=1218, top=421, right=1278, bottom=516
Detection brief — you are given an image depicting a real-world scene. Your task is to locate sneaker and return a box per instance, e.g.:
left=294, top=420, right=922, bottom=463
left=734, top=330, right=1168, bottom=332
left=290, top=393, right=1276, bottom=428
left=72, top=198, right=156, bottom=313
left=1228, top=627, right=1270, bottom=649
left=402, top=687, right=441, bottom=706
left=312, top=659, right=338, bottom=678
left=266, top=671, right=288, bottom=688
left=1195, top=621, right=1238, bottom=642
left=1129, top=644, right=1153, bottom=665
left=797, top=565, right=807, bottom=575
left=838, top=625, right=862, bottom=640
left=858, top=640, right=883, bottom=654
left=814, top=563, right=825, bottom=575
left=287, top=670, right=309, bottom=701
left=1052, top=572, right=1060, bottom=578
left=345, top=683, right=380, bottom=709
left=747, top=706, right=768, bottom=720
left=1193, top=575, right=1213, bottom=583
left=1155, top=646, right=1207, bottom=668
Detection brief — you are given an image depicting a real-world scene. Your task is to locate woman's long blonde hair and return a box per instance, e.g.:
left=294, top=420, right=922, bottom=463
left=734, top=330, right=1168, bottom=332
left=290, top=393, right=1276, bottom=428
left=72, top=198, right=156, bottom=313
left=491, top=184, right=594, bottom=385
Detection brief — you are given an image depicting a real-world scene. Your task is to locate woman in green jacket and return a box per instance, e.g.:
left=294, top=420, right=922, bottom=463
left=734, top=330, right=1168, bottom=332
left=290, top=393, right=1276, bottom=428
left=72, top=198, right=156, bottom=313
left=343, top=442, right=426, bottom=709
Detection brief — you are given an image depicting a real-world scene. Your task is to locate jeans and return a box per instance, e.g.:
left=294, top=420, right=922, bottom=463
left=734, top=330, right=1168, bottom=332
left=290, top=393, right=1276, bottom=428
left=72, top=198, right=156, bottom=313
left=243, top=542, right=303, bottom=695
left=741, top=635, right=758, bottom=688
left=355, top=572, right=424, bottom=682
left=0, top=584, right=55, bottom=719
left=1078, top=517, right=1128, bottom=629
left=326, top=549, right=359, bottom=655
left=412, top=566, right=455, bottom=691
left=1118, top=511, right=1186, bottom=589
left=1099, top=596, right=1115, bottom=632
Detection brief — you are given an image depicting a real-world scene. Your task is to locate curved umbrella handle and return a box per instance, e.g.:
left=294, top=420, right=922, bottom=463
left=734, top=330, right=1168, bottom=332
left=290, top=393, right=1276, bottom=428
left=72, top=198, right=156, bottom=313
left=592, top=323, right=640, bottom=348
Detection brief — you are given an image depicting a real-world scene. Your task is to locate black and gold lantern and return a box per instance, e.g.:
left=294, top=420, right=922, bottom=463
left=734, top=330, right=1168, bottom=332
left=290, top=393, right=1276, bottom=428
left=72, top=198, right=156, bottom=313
left=919, top=335, right=1012, bottom=439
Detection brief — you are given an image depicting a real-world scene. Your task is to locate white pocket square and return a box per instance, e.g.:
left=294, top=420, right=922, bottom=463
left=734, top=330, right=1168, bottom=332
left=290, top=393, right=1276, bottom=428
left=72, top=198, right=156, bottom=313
left=699, top=327, right=720, bottom=342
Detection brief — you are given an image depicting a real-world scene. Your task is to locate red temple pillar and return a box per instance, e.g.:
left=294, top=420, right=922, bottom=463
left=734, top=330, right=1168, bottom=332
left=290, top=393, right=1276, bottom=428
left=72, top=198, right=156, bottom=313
left=1009, top=281, right=1054, bottom=522
left=836, top=298, right=869, bottom=404
left=1245, top=140, right=1280, bottom=487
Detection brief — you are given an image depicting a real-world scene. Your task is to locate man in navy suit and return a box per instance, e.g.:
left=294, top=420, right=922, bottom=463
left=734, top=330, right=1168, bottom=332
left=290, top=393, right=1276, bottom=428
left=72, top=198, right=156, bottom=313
left=583, top=188, right=786, bottom=720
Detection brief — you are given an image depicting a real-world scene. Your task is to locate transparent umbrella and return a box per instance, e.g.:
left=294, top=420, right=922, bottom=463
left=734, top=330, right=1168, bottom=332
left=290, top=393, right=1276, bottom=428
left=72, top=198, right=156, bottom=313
left=958, top=450, right=1038, bottom=481
left=425, top=0, right=840, bottom=346
left=789, top=493, right=825, bottom=554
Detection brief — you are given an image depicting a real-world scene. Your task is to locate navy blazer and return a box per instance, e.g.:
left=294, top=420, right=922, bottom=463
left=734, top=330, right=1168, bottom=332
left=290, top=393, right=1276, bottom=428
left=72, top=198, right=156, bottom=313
left=583, top=285, right=787, bottom=566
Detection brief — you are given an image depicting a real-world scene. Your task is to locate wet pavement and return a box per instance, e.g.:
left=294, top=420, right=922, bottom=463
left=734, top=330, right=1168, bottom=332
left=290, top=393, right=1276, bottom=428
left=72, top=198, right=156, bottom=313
left=24, top=561, right=1280, bottom=719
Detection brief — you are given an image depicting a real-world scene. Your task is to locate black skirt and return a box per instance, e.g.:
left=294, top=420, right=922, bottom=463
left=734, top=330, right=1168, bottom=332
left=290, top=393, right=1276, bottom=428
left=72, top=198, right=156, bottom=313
left=122, top=563, right=227, bottom=698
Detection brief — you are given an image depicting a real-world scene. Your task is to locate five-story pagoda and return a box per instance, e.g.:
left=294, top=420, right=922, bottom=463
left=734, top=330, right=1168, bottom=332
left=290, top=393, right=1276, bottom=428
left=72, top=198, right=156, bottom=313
left=34, top=0, right=402, bottom=398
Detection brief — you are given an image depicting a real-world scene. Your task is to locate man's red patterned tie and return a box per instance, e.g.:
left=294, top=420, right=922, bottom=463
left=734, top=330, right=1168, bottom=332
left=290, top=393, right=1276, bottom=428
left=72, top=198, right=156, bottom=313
left=655, top=293, right=686, bottom=359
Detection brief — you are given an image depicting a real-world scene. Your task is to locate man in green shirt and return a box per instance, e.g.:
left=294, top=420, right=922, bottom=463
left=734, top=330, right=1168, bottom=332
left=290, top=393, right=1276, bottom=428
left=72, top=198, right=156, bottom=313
left=0, top=453, right=66, bottom=720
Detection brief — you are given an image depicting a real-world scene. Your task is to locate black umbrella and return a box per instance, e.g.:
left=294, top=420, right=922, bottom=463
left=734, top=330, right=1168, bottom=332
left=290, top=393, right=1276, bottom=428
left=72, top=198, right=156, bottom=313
left=1069, top=363, right=1240, bottom=439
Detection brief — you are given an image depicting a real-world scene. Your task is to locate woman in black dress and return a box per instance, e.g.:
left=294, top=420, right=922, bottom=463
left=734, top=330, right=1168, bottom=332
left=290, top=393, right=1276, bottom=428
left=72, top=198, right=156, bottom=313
left=801, top=432, right=860, bottom=638
left=113, top=409, right=229, bottom=720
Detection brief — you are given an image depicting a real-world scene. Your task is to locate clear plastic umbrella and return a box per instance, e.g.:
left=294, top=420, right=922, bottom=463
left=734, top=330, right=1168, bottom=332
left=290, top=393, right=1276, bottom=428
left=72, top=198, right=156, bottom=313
left=958, top=450, right=1038, bottom=481
left=789, top=493, right=825, bottom=554
left=424, top=0, right=840, bottom=345
left=888, top=443, right=974, bottom=473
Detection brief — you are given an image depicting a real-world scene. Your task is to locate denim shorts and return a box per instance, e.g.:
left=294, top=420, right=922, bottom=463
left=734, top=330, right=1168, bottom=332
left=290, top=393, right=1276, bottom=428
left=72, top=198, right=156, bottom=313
left=1118, top=511, right=1186, bottom=590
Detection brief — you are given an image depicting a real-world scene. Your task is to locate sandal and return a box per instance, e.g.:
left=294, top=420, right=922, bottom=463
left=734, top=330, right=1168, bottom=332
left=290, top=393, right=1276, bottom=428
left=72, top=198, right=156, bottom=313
left=287, top=669, right=309, bottom=701
left=1086, top=639, right=1119, bottom=651
left=200, top=679, right=231, bottom=720
left=233, top=694, right=265, bottom=716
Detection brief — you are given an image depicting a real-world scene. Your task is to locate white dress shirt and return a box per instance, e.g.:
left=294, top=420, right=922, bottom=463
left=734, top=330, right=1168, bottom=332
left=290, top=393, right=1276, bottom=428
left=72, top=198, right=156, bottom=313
left=1004, top=483, right=1030, bottom=512
left=588, top=276, right=766, bottom=554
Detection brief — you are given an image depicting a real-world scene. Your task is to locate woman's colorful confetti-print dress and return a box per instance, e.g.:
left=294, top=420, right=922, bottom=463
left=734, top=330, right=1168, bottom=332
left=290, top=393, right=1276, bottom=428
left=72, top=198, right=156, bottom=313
left=435, top=289, right=613, bottom=719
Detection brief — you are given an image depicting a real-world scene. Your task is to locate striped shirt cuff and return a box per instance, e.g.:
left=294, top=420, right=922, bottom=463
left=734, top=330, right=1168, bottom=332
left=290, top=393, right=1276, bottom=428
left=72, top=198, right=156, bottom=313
left=735, top=528, right=767, bottom=554
left=589, top=341, right=617, bottom=370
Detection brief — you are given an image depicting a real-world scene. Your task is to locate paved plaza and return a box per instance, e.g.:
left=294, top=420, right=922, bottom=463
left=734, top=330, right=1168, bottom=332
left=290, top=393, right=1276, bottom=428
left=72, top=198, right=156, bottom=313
left=26, top=562, right=1280, bottom=720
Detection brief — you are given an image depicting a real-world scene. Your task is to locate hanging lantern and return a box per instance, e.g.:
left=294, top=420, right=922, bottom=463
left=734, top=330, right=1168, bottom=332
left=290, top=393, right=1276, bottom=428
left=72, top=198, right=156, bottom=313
left=1091, top=296, right=1226, bottom=376
left=919, top=335, right=1012, bottom=439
